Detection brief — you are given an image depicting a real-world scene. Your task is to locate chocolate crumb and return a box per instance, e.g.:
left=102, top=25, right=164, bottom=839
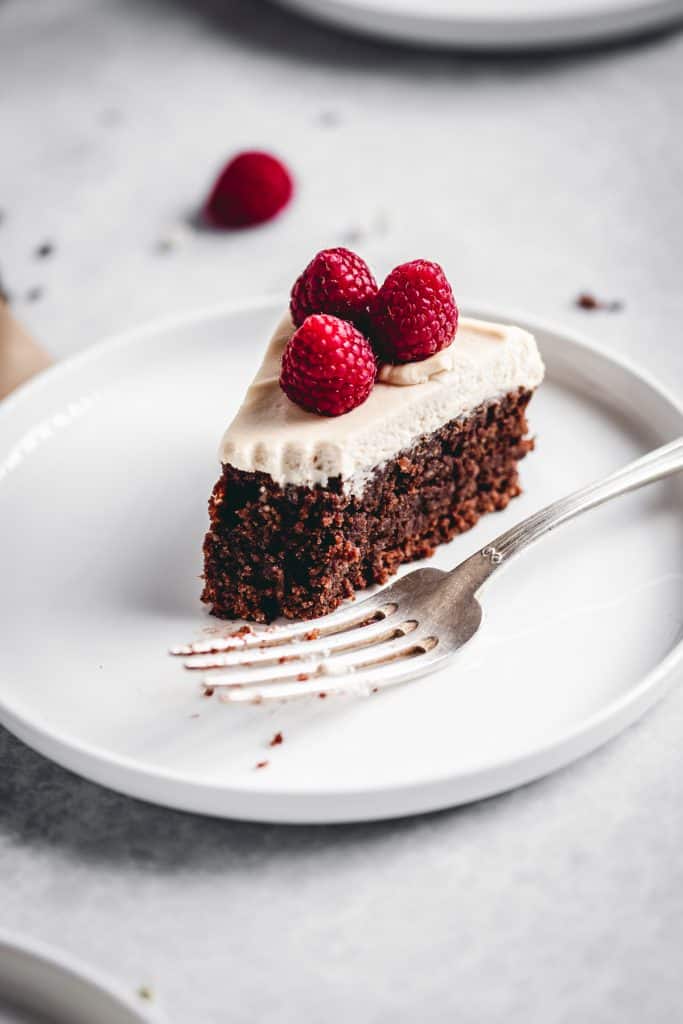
left=318, top=691, right=327, bottom=699
left=297, top=672, right=310, bottom=682
left=269, top=731, right=284, bottom=747
left=305, top=629, right=321, bottom=641
left=35, top=241, right=54, bottom=259
left=230, top=625, right=252, bottom=638
left=576, top=291, right=623, bottom=312
left=371, top=687, right=379, bottom=694
left=203, top=685, right=215, bottom=698
left=318, top=110, right=341, bottom=128
left=26, top=286, right=43, bottom=303
left=255, top=759, right=269, bottom=769
left=340, top=226, right=365, bottom=246
left=137, top=986, right=153, bottom=1002
left=156, top=224, right=189, bottom=254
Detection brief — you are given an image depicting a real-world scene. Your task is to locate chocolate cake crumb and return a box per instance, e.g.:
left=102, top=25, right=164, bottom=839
left=255, top=759, right=269, bottom=769
left=230, top=625, right=252, bottom=638
left=203, top=390, right=535, bottom=623
left=305, top=629, right=321, bottom=641
left=318, top=692, right=327, bottom=699
left=0, top=272, right=11, bottom=304
left=269, top=731, right=284, bottom=747
left=318, top=110, right=341, bottom=128
left=297, top=673, right=310, bottom=682
left=35, top=241, right=54, bottom=259
left=203, top=686, right=215, bottom=698
left=341, top=226, right=365, bottom=245
left=576, top=291, right=623, bottom=312
left=156, top=224, right=190, bottom=254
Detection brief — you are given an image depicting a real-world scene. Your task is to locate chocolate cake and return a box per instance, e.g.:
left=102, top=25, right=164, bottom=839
left=202, top=313, right=544, bottom=623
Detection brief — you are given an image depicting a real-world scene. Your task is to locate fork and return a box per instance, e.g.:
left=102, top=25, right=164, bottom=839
left=173, top=437, right=683, bottom=704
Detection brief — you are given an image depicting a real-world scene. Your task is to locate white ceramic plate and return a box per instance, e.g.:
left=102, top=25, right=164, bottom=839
left=1, top=298, right=682, bottom=824
left=0, top=932, right=159, bottom=1024
left=274, top=0, right=683, bottom=50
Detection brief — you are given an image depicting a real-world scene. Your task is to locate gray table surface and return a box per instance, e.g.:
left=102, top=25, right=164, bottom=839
left=2, top=2, right=683, bottom=1022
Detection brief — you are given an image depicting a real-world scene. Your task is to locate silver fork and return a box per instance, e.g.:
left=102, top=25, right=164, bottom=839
left=173, top=437, right=683, bottom=704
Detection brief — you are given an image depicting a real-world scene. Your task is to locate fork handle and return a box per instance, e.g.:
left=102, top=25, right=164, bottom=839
left=475, top=435, right=683, bottom=576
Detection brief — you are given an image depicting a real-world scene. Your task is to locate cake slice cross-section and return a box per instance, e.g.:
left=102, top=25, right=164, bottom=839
left=202, top=312, right=545, bottom=623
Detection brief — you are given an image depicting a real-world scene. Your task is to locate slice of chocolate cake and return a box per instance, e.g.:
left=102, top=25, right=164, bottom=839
left=202, top=312, right=544, bottom=623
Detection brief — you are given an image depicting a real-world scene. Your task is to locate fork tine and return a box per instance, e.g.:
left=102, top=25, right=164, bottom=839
left=184, top=615, right=416, bottom=670
left=200, top=626, right=421, bottom=688
left=217, top=635, right=442, bottom=703
left=170, top=595, right=399, bottom=657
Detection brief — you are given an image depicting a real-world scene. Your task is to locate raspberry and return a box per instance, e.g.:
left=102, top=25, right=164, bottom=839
left=203, top=151, right=293, bottom=229
left=280, top=314, right=377, bottom=417
left=290, top=247, right=377, bottom=329
left=370, top=260, right=458, bottom=363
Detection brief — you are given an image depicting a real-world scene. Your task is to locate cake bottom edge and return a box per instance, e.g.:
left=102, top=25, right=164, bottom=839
left=202, top=387, right=536, bottom=623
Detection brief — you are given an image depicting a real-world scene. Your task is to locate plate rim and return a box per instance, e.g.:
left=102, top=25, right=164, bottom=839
left=1, top=296, right=682, bottom=822
left=0, top=928, right=161, bottom=1023
left=272, top=0, right=683, bottom=50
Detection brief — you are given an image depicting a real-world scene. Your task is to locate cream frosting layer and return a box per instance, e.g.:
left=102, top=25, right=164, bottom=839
left=219, top=313, right=544, bottom=494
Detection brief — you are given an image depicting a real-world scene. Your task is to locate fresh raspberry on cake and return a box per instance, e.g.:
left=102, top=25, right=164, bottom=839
left=370, top=259, right=458, bottom=363
left=280, top=314, right=376, bottom=417
left=203, top=151, right=293, bottom=228
left=290, top=248, right=378, bottom=329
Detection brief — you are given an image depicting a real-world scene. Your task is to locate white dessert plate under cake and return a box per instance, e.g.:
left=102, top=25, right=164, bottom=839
left=0, top=297, right=682, bottom=824
left=0, top=932, right=159, bottom=1024
left=273, top=0, right=683, bottom=50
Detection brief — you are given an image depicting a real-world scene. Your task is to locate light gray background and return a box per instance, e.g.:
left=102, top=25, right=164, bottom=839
left=2, top=2, right=683, bottom=1022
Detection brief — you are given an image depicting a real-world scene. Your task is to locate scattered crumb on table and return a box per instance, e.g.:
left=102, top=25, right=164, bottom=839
left=35, top=241, right=54, bottom=259
left=317, top=109, right=341, bottom=128
left=575, top=291, right=623, bottom=312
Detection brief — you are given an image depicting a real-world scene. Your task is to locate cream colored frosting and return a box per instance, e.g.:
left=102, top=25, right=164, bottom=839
left=378, top=318, right=509, bottom=385
left=219, top=313, right=544, bottom=494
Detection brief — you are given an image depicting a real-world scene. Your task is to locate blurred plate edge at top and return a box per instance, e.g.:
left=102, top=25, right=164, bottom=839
left=271, top=0, right=683, bottom=50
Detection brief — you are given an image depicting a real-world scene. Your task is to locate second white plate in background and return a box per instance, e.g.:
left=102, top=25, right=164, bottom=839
left=274, top=0, right=683, bottom=50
